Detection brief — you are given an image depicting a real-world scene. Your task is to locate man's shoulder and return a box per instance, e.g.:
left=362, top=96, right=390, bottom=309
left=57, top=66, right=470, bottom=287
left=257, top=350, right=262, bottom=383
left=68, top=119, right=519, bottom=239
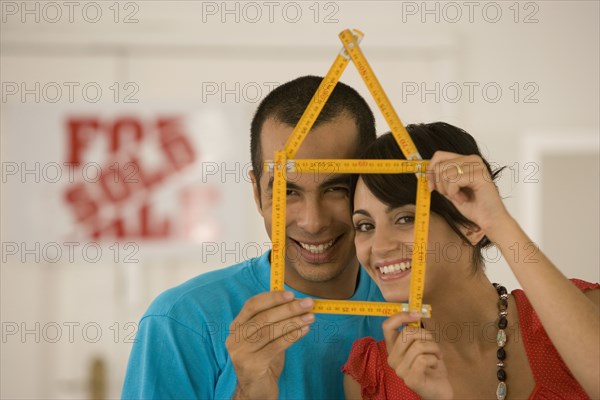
left=144, top=253, right=270, bottom=322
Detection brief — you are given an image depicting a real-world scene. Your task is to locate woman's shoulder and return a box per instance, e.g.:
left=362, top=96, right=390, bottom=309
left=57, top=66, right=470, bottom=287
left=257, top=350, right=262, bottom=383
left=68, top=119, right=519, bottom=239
left=342, top=337, right=387, bottom=395
left=343, top=337, right=420, bottom=400
left=512, top=278, right=597, bottom=399
left=342, top=337, right=386, bottom=373
left=349, top=336, right=385, bottom=352
left=512, top=278, right=599, bottom=333
left=568, top=278, right=600, bottom=292
left=512, top=278, right=599, bottom=303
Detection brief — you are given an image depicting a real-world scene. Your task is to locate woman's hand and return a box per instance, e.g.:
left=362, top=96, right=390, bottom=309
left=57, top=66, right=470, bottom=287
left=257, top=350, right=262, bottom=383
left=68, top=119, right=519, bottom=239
left=428, top=151, right=600, bottom=398
left=383, top=312, right=453, bottom=400
left=426, top=151, right=511, bottom=238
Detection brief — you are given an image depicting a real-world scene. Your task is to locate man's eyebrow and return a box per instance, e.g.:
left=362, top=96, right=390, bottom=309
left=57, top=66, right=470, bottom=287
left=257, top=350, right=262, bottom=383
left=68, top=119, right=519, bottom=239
left=319, top=174, right=352, bottom=188
left=267, top=174, right=351, bottom=191
left=287, top=181, right=303, bottom=191
left=266, top=178, right=303, bottom=192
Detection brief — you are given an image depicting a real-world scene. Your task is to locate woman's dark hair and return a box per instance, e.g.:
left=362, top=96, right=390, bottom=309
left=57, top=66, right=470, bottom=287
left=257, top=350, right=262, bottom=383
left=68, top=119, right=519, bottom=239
left=352, top=122, right=503, bottom=270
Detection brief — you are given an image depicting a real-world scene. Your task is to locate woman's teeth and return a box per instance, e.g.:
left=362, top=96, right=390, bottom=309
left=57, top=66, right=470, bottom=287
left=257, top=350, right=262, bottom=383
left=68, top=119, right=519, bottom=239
left=380, top=262, right=411, bottom=275
left=299, top=239, right=335, bottom=254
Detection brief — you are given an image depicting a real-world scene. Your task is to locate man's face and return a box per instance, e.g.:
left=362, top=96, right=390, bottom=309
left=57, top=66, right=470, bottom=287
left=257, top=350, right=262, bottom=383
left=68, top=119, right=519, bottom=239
left=251, top=114, right=361, bottom=292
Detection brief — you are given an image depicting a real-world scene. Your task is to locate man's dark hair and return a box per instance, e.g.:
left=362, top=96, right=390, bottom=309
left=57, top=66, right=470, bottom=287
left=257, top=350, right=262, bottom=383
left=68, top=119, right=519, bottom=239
left=351, top=122, right=503, bottom=270
left=250, top=75, right=376, bottom=200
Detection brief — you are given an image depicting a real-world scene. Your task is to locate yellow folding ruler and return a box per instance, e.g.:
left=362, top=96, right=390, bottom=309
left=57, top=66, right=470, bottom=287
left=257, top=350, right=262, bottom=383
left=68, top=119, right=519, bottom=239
left=268, top=29, right=432, bottom=323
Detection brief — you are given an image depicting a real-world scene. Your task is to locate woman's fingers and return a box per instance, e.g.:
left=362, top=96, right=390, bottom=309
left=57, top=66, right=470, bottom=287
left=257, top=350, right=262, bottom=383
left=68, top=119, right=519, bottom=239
left=426, top=150, right=509, bottom=235
left=388, top=328, right=439, bottom=370
left=427, top=151, right=489, bottom=197
left=386, top=325, right=450, bottom=398
left=382, top=312, right=421, bottom=352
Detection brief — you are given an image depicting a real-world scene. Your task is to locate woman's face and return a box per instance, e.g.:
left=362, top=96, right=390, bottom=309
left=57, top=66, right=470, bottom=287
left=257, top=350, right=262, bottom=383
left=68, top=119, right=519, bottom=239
left=352, top=178, right=470, bottom=303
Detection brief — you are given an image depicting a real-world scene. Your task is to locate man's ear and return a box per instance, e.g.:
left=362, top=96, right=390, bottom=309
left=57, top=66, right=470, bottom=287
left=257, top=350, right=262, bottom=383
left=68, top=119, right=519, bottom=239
left=248, top=169, right=264, bottom=217
left=459, top=225, right=486, bottom=246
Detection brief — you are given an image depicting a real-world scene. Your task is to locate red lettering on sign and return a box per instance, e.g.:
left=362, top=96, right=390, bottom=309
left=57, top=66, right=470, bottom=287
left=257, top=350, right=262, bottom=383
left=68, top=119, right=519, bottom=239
left=67, top=118, right=100, bottom=165
left=64, top=183, right=99, bottom=221
left=110, top=117, right=144, bottom=153
left=63, top=116, right=197, bottom=240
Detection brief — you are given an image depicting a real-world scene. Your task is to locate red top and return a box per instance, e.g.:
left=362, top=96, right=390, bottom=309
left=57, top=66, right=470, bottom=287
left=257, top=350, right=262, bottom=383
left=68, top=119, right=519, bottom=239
left=342, top=279, right=599, bottom=400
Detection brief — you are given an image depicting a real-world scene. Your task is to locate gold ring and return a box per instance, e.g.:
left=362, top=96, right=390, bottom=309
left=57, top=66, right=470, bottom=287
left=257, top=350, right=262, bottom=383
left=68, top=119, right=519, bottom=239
left=455, top=164, right=464, bottom=177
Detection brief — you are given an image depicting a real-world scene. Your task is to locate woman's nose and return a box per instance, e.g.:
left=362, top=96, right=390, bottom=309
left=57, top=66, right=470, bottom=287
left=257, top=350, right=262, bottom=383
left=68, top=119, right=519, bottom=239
left=371, top=225, right=400, bottom=256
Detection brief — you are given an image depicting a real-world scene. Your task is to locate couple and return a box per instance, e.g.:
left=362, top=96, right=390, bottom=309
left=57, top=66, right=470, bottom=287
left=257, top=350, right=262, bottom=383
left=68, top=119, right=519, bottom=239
left=122, top=76, right=599, bottom=399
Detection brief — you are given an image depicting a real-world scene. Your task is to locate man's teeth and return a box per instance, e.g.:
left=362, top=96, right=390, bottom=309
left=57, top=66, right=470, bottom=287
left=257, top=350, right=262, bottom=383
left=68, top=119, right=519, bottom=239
left=380, top=262, right=411, bottom=275
left=299, top=239, right=335, bottom=254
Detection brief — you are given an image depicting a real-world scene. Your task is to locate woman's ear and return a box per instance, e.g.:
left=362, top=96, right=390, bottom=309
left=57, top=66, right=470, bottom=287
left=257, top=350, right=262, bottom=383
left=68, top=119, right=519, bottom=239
left=459, top=225, right=486, bottom=246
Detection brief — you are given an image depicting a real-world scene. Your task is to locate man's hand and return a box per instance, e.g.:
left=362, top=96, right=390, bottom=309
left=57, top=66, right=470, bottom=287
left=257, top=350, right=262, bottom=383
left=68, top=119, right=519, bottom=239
left=227, top=291, right=315, bottom=399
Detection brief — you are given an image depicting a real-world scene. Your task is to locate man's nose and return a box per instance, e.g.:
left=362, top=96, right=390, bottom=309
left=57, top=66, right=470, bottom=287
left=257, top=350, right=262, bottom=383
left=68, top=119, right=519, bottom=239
left=295, top=197, right=331, bottom=234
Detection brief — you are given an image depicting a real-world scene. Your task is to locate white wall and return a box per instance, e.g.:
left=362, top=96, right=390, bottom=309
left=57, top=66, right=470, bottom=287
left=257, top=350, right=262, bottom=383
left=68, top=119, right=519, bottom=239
left=1, top=1, right=598, bottom=398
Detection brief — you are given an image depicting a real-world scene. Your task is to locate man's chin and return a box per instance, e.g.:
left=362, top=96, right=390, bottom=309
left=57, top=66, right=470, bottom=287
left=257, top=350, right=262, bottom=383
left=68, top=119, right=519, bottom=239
left=289, top=256, right=358, bottom=283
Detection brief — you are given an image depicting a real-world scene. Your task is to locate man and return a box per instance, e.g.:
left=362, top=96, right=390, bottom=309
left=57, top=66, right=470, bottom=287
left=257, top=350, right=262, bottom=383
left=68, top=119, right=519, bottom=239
left=122, top=76, right=386, bottom=399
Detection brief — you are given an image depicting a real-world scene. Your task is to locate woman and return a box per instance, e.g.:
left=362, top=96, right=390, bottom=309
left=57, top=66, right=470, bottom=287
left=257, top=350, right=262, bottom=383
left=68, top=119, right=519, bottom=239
left=342, top=122, right=599, bottom=399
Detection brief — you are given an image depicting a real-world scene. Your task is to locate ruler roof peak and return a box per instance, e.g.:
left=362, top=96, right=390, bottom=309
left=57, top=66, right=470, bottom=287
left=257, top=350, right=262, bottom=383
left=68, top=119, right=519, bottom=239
left=277, top=28, right=423, bottom=163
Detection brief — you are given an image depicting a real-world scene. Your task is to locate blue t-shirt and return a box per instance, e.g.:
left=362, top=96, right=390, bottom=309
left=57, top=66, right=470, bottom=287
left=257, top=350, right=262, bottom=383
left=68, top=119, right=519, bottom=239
left=122, top=251, right=386, bottom=399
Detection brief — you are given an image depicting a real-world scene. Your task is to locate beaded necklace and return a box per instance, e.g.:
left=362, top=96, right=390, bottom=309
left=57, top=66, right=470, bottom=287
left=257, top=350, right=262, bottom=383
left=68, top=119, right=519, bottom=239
left=493, top=283, right=509, bottom=400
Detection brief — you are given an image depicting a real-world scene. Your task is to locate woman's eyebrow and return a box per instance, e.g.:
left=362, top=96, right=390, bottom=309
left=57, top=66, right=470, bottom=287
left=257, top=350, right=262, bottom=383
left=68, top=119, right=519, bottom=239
left=353, top=209, right=370, bottom=217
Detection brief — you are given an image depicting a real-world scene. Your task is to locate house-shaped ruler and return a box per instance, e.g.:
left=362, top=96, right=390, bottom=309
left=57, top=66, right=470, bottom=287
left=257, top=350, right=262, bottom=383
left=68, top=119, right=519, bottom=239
left=267, top=29, right=432, bottom=319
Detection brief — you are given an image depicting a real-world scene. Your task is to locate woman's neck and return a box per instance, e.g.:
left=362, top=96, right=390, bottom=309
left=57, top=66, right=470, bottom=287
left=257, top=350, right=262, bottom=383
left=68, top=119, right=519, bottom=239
left=421, top=271, right=501, bottom=358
